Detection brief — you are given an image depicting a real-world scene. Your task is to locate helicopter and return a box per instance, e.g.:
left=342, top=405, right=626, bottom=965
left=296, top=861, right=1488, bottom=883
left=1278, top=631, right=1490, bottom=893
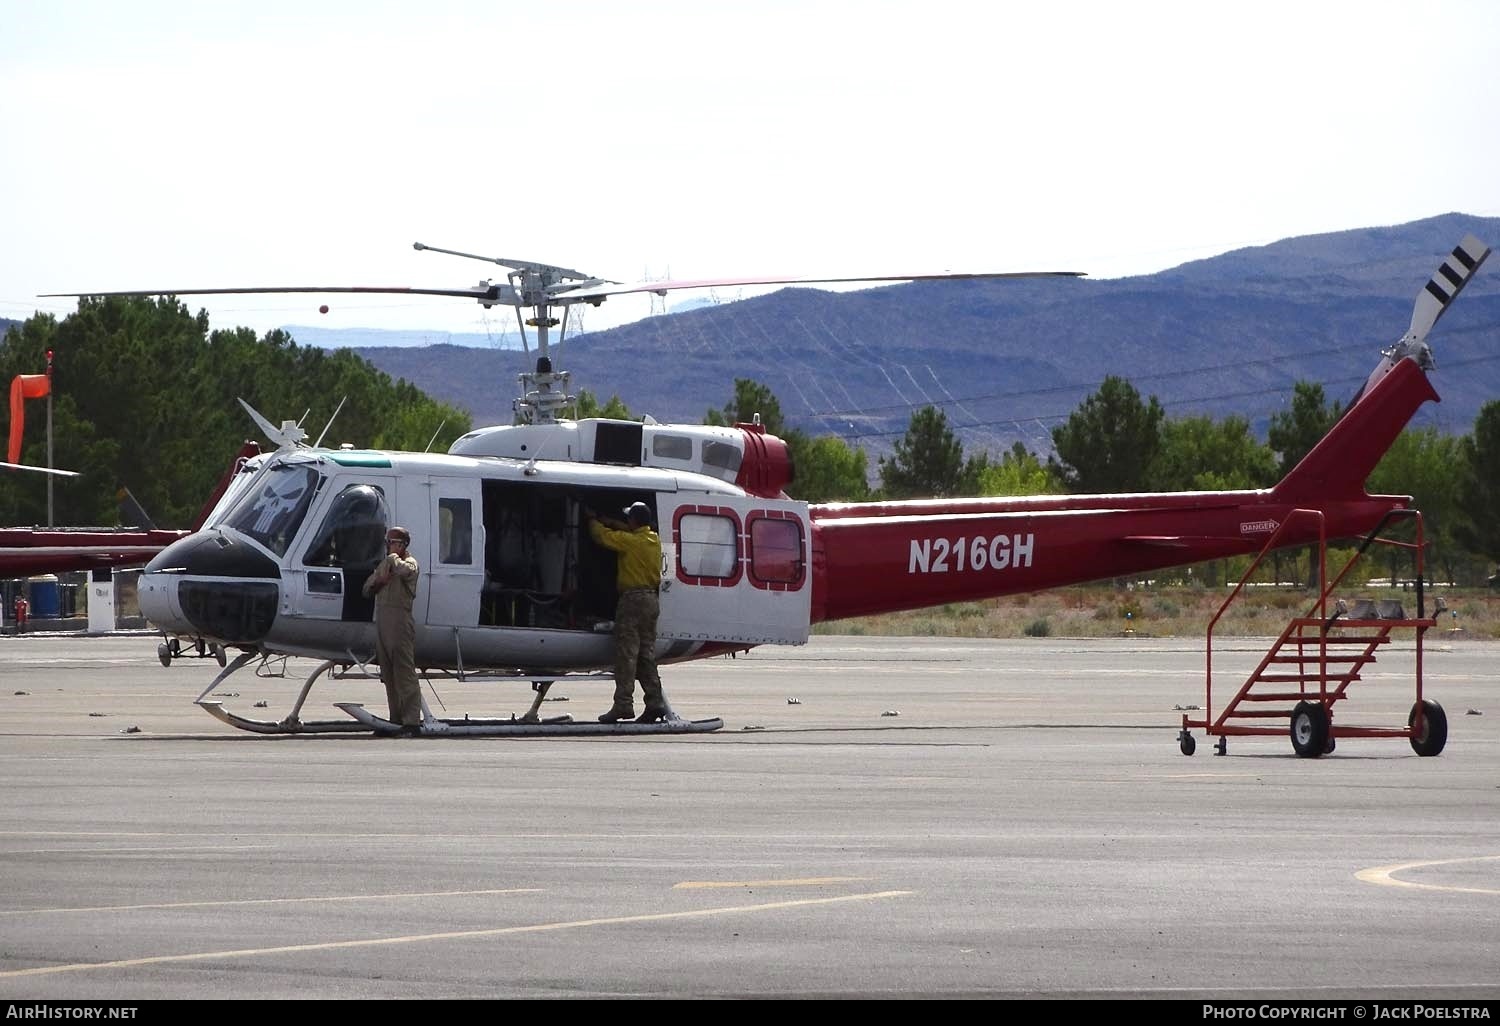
left=41, top=233, right=1490, bottom=738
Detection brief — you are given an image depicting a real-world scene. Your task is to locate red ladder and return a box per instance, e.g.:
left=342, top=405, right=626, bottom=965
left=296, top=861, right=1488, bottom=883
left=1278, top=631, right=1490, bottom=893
left=1179, top=509, right=1447, bottom=758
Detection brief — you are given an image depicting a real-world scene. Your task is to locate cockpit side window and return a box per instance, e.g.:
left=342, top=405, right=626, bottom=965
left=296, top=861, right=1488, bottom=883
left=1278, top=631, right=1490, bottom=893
left=303, top=484, right=391, bottom=567
left=224, top=465, right=322, bottom=557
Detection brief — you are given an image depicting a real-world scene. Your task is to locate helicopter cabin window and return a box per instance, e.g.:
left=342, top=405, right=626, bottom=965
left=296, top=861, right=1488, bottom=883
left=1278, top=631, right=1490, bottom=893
left=437, top=498, right=473, bottom=564
left=676, top=512, right=740, bottom=582
left=747, top=514, right=805, bottom=587
left=225, top=464, right=322, bottom=557
left=593, top=421, right=643, bottom=466
left=302, top=484, right=390, bottom=569
left=651, top=434, right=693, bottom=462
left=701, top=440, right=743, bottom=475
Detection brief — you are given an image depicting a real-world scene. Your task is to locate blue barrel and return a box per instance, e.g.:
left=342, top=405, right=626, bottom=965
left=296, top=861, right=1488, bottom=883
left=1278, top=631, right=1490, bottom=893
left=28, top=575, right=60, bottom=618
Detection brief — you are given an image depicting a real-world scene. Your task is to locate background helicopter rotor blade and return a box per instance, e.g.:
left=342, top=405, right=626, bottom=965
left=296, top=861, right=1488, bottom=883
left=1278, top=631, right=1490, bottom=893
left=0, top=461, right=80, bottom=478
left=41, top=285, right=499, bottom=301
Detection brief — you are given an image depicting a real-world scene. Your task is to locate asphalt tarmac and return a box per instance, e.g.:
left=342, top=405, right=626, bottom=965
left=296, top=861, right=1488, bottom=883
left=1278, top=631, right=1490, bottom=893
left=0, top=630, right=1496, bottom=1000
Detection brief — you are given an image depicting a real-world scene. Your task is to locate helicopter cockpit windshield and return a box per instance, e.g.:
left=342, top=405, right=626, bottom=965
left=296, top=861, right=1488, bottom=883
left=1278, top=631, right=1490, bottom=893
left=303, top=484, right=390, bottom=568
left=223, top=462, right=321, bottom=557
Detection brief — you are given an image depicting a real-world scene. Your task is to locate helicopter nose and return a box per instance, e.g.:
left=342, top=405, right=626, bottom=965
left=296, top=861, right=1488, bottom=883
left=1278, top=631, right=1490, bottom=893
left=140, top=531, right=281, bottom=644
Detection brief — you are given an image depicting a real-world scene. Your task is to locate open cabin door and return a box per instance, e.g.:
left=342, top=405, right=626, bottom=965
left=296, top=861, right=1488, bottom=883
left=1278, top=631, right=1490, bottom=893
left=658, top=494, right=811, bottom=646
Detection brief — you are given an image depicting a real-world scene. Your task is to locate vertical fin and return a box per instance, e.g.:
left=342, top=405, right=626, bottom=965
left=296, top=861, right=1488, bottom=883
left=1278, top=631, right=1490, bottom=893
left=1277, top=234, right=1491, bottom=501
left=1274, top=359, right=1437, bottom=501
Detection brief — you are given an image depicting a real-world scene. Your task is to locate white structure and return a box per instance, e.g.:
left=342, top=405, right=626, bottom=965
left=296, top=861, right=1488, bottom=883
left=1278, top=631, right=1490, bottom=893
left=87, top=569, right=116, bottom=634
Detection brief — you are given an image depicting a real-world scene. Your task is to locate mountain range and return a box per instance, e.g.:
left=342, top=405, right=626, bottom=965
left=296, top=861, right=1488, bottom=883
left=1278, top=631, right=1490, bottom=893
left=341, top=213, right=1500, bottom=461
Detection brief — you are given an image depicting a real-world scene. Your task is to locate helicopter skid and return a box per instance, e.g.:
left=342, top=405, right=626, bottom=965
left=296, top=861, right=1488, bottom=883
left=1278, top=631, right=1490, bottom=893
left=197, top=699, right=374, bottom=734
left=334, top=702, right=723, bottom=737
left=190, top=654, right=721, bottom=736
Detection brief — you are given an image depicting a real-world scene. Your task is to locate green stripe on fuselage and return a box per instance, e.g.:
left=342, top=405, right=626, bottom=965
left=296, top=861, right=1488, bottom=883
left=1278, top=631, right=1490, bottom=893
left=326, top=452, right=393, bottom=468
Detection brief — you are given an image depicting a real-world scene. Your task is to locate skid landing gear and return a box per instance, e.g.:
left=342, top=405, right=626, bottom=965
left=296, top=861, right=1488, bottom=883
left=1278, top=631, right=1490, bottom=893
left=190, top=654, right=722, bottom=736
left=335, top=703, right=724, bottom=737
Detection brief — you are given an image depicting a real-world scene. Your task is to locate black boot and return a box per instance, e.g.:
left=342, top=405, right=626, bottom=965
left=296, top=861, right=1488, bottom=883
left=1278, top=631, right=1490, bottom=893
left=599, top=703, right=636, bottom=724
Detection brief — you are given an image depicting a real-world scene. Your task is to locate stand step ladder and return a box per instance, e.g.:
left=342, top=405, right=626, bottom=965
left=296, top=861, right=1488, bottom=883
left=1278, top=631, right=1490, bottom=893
left=1179, top=509, right=1447, bottom=758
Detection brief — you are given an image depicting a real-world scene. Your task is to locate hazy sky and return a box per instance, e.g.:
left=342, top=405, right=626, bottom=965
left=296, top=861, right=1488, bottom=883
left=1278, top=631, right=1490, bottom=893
left=3, top=0, right=1498, bottom=342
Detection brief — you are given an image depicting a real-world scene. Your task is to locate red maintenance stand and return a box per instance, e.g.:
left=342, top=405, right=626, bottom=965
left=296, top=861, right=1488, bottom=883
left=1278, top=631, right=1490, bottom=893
left=1179, top=509, right=1446, bottom=759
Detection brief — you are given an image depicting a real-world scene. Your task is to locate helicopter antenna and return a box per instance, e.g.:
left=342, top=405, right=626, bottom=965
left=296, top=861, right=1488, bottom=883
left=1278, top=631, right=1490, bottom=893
left=425, top=419, right=447, bottom=453
left=312, top=396, right=348, bottom=449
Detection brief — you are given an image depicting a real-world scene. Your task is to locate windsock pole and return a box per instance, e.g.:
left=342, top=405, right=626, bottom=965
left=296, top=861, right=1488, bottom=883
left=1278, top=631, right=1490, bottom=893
left=46, top=349, right=53, bottom=527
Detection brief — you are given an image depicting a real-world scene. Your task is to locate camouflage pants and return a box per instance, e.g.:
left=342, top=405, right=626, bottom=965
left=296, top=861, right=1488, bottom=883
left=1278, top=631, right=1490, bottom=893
left=612, top=588, right=663, bottom=708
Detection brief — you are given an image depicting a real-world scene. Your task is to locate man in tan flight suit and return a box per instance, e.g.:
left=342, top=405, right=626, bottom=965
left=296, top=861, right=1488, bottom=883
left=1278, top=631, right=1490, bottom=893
left=362, top=525, right=422, bottom=736
left=585, top=502, right=669, bottom=724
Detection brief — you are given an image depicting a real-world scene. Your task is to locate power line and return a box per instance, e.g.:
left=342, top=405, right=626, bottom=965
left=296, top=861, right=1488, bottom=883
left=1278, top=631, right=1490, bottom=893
left=830, top=345, right=1500, bottom=443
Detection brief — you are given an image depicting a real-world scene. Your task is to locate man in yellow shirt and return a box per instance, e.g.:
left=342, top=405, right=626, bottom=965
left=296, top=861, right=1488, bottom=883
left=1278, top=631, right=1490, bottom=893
left=585, top=502, right=668, bottom=723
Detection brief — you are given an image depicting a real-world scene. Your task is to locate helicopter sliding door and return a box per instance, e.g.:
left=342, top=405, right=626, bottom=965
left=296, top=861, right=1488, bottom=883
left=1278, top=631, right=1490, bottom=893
left=424, top=477, right=483, bottom=627
left=658, top=495, right=811, bottom=646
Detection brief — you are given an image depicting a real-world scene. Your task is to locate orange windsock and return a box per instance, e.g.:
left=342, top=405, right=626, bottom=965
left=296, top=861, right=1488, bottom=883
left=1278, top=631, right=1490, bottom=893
left=8, top=374, right=50, bottom=465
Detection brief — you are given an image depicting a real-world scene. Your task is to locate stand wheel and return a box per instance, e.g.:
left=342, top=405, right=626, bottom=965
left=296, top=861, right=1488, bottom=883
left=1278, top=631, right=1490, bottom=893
left=1408, top=699, right=1447, bottom=757
left=157, top=642, right=172, bottom=668
left=1290, top=700, right=1330, bottom=758
left=212, top=644, right=227, bottom=667
left=1178, top=731, right=1196, bottom=756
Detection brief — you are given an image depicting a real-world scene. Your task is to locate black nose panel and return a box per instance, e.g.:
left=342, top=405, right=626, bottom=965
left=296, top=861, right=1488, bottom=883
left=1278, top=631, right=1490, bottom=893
left=146, top=532, right=281, bottom=580
left=179, top=580, right=279, bottom=643
left=145, top=532, right=281, bottom=644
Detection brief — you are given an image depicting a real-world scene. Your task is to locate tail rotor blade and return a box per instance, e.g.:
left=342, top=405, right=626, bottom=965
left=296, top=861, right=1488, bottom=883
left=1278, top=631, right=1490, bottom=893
left=1406, top=233, right=1490, bottom=346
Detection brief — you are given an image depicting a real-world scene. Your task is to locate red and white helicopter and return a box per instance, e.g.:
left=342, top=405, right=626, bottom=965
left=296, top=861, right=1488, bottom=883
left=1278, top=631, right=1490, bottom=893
left=46, top=234, right=1490, bottom=738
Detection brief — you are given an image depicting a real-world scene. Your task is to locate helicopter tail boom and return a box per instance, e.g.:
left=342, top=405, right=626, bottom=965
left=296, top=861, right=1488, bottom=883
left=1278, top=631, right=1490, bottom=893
left=807, top=337, right=1440, bottom=624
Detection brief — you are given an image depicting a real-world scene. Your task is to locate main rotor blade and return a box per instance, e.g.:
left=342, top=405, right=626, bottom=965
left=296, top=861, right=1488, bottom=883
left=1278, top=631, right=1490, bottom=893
left=554, top=269, right=1086, bottom=301
left=40, top=285, right=496, bottom=300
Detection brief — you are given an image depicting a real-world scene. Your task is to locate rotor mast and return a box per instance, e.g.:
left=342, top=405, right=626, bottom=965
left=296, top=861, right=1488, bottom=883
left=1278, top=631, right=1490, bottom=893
left=413, top=242, right=608, bottom=425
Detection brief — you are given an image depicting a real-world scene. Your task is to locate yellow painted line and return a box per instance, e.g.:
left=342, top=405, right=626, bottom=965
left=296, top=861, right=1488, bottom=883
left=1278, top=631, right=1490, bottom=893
left=674, top=877, right=871, bottom=889
left=0, top=890, right=912, bottom=979
left=1356, top=855, right=1500, bottom=895
left=0, top=888, right=543, bottom=916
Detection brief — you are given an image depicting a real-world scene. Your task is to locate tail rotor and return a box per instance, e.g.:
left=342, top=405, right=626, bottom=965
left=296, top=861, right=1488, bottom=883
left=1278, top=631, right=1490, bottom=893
left=1349, top=234, right=1491, bottom=408
left=1392, top=233, right=1491, bottom=369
